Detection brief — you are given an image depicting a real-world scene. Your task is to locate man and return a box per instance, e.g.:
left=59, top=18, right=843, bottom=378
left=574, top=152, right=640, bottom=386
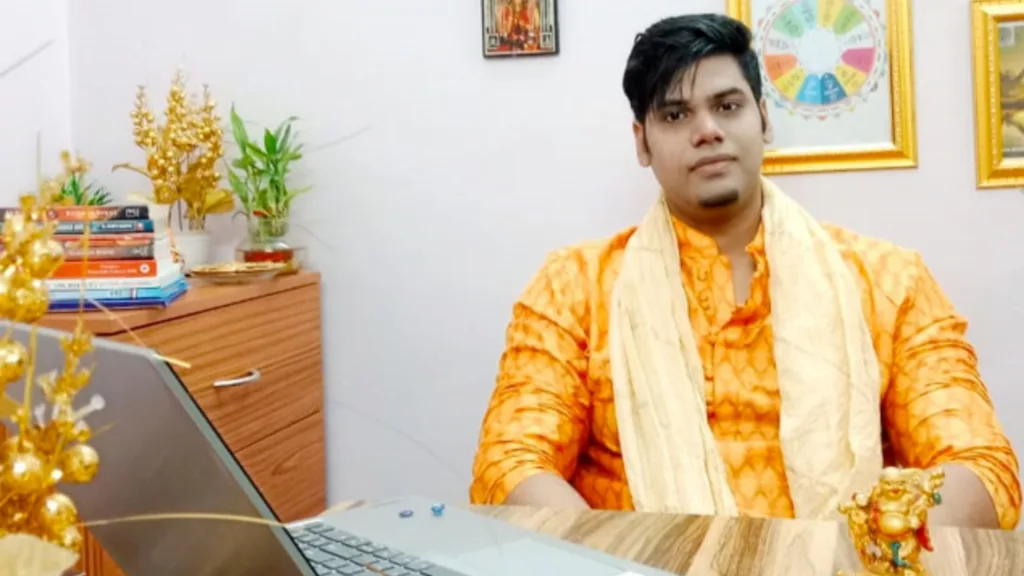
left=470, top=14, right=1021, bottom=529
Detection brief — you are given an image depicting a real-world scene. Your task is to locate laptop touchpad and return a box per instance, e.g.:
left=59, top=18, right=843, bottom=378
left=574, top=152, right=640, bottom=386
left=440, top=538, right=626, bottom=576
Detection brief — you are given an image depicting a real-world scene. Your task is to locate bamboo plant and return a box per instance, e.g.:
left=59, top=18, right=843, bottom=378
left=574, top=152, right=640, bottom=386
left=225, top=105, right=308, bottom=233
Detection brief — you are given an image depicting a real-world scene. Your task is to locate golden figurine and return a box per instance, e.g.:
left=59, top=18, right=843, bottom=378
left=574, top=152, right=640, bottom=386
left=838, top=467, right=945, bottom=576
left=113, top=69, right=234, bottom=231
left=0, top=190, right=101, bottom=573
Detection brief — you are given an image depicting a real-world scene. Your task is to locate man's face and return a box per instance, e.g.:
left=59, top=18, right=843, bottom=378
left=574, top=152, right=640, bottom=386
left=633, top=55, right=770, bottom=215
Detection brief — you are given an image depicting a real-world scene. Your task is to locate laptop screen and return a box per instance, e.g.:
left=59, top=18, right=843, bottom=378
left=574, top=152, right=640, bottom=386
left=4, top=322, right=315, bottom=576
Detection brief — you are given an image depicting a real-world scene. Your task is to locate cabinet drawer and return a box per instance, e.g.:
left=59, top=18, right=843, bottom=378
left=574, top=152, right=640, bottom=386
left=236, top=411, right=326, bottom=522
left=120, top=285, right=323, bottom=452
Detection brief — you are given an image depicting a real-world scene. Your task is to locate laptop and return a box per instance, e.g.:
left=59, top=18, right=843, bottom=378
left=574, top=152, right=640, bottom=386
left=4, top=322, right=675, bottom=576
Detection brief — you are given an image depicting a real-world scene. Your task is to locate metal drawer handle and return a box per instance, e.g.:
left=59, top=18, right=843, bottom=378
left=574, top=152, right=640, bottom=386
left=213, top=369, right=262, bottom=388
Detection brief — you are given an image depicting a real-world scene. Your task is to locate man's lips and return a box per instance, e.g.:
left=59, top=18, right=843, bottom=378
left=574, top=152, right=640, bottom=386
left=690, top=154, right=735, bottom=172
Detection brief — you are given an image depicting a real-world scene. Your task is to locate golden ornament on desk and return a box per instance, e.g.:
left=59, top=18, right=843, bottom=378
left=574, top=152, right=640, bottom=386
left=113, top=69, right=235, bottom=227
left=114, top=68, right=235, bottom=272
left=189, top=260, right=288, bottom=284
left=0, top=192, right=103, bottom=575
left=838, top=466, right=945, bottom=576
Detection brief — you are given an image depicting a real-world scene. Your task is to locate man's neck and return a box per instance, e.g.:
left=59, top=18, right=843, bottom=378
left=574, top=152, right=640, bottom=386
left=670, top=189, right=763, bottom=255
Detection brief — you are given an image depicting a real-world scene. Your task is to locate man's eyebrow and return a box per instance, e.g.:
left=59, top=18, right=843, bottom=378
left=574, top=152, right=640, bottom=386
left=657, top=87, right=746, bottom=109
left=708, top=87, right=746, bottom=100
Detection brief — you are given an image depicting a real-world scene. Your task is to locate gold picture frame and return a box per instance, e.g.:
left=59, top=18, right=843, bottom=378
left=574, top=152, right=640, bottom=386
left=971, top=0, right=1024, bottom=188
left=726, top=0, right=917, bottom=175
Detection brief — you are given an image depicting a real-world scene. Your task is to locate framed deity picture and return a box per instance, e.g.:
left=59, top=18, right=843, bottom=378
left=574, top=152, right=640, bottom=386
left=481, top=0, right=559, bottom=58
left=971, top=1, right=1024, bottom=188
left=726, top=0, right=917, bottom=175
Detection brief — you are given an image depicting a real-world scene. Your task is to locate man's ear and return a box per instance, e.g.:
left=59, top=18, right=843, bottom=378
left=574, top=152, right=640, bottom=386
left=633, top=120, right=651, bottom=167
left=760, top=98, right=773, bottom=145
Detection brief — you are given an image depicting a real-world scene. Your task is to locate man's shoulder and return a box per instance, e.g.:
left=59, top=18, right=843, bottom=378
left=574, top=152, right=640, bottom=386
left=822, top=223, right=919, bottom=262
left=821, top=223, right=926, bottom=297
left=515, top=227, right=636, bottom=326
left=534, top=226, right=637, bottom=281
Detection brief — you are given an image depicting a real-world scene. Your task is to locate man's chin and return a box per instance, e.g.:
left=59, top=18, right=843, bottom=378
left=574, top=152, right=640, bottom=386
left=696, top=188, right=740, bottom=209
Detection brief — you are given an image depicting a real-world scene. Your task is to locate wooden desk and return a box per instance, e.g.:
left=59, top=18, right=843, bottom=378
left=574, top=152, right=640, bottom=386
left=330, top=502, right=1024, bottom=575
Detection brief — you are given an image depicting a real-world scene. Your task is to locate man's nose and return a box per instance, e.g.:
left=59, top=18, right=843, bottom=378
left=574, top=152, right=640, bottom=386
left=691, top=112, right=725, bottom=147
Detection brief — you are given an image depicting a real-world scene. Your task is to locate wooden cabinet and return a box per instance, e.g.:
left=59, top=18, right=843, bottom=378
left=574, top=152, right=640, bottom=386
left=40, top=272, right=326, bottom=576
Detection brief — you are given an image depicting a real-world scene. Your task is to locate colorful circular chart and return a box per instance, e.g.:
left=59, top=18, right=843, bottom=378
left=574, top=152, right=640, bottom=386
left=756, top=0, right=887, bottom=119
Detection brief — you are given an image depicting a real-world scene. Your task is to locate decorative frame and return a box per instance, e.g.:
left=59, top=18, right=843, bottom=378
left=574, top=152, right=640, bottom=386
left=971, top=0, right=1024, bottom=188
left=726, top=0, right=917, bottom=175
left=481, top=0, right=559, bottom=58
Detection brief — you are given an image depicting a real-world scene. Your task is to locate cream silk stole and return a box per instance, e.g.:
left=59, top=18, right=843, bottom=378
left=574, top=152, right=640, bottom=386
left=608, top=177, right=883, bottom=519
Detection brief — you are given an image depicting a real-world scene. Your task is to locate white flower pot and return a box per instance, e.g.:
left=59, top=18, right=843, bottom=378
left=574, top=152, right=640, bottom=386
left=174, top=230, right=212, bottom=273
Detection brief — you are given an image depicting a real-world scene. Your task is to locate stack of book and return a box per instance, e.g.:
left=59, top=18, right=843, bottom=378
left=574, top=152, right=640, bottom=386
left=0, top=204, right=188, bottom=312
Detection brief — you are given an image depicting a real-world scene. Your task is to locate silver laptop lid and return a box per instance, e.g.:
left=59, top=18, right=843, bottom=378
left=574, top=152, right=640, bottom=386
left=1, top=321, right=313, bottom=576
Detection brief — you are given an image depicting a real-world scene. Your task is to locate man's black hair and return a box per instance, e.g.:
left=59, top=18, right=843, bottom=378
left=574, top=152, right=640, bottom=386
left=622, top=14, right=762, bottom=124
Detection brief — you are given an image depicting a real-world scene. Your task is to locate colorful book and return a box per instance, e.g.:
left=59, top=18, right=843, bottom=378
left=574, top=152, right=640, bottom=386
left=0, top=205, right=149, bottom=221
left=45, top=267, right=182, bottom=291
left=51, top=258, right=176, bottom=279
left=57, top=235, right=171, bottom=261
left=55, top=220, right=155, bottom=235
left=56, top=232, right=157, bottom=244
left=47, top=281, right=188, bottom=312
left=48, top=278, right=188, bottom=302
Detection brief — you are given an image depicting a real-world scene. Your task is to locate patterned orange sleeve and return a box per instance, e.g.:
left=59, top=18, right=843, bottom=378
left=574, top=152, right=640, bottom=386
left=883, top=253, right=1021, bottom=529
left=469, top=249, right=592, bottom=505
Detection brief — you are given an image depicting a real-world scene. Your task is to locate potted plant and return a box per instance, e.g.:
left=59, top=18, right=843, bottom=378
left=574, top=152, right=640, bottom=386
left=225, top=105, right=308, bottom=269
left=53, top=151, right=113, bottom=206
left=113, top=70, right=234, bottom=270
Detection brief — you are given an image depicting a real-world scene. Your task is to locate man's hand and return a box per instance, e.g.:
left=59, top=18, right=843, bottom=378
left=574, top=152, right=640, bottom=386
left=504, top=473, right=592, bottom=510
left=928, top=465, right=999, bottom=529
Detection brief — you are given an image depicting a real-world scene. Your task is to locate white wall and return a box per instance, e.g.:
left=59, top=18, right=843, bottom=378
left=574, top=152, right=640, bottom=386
left=0, top=0, right=73, bottom=203
left=64, top=0, right=1024, bottom=505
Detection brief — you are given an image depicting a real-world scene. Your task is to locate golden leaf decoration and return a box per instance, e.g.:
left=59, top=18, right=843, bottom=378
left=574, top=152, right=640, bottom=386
left=0, top=393, right=16, bottom=418
left=204, top=188, right=236, bottom=214
left=0, top=534, right=78, bottom=576
left=177, top=163, right=206, bottom=206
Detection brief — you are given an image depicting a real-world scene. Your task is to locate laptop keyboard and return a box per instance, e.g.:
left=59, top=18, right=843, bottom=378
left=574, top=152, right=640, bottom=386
left=289, top=521, right=470, bottom=576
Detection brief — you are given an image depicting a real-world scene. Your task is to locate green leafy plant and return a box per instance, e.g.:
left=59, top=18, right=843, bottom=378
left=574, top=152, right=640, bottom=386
left=57, top=173, right=113, bottom=206
left=225, top=106, right=308, bottom=223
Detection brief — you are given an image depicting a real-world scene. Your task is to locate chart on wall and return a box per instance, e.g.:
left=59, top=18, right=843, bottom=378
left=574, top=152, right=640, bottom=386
left=751, top=0, right=893, bottom=151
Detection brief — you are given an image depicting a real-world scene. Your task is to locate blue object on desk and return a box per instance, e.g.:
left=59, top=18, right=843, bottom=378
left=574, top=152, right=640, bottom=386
left=431, top=503, right=445, bottom=517
left=46, top=280, right=188, bottom=312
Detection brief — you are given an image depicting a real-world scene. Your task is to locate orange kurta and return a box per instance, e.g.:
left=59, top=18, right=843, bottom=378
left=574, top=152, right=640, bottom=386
left=470, top=219, right=1022, bottom=529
